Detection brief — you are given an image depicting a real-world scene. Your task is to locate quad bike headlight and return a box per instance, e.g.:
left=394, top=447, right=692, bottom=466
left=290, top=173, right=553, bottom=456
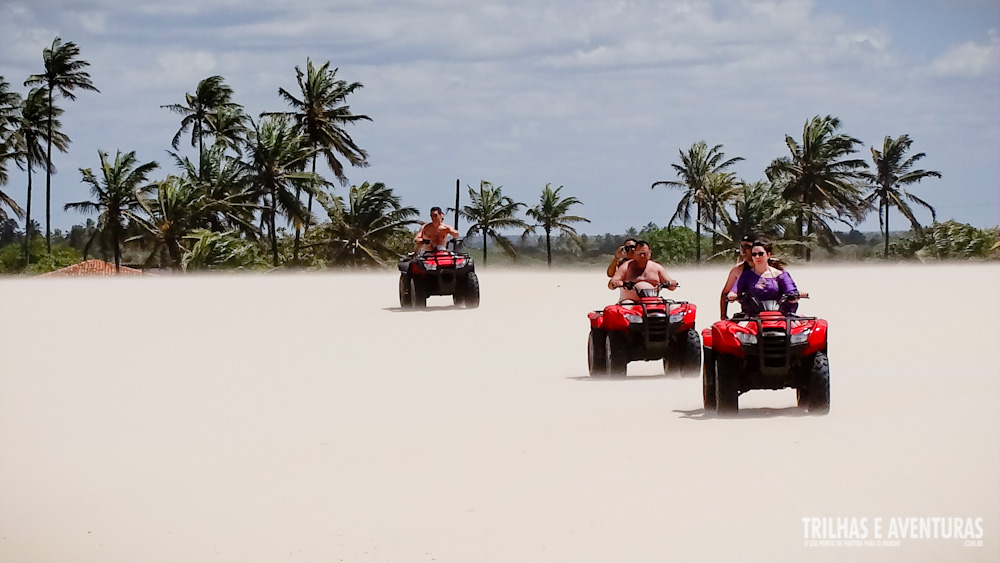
left=422, top=261, right=437, bottom=271
left=624, top=311, right=643, bottom=324
left=735, top=332, right=758, bottom=345
left=669, top=312, right=685, bottom=323
left=790, top=329, right=811, bottom=344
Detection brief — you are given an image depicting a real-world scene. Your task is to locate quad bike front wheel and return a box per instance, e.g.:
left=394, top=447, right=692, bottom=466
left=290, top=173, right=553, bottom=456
left=702, top=347, right=716, bottom=411
left=605, top=331, right=628, bottom=377
left=715, top=354, right=739, bottom=417
left=588, top=328, right=607, bottom=376
left=807, top=351, right=830, bottom=415
left=681, top=328, right=702, bottom=376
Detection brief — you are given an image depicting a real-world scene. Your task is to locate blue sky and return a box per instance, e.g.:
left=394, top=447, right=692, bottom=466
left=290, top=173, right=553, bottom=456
left=1, top=0, right=998, bottom=237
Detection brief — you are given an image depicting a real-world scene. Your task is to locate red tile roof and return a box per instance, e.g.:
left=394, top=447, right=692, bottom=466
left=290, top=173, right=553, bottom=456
left=38, top=259, right=144, bottom=277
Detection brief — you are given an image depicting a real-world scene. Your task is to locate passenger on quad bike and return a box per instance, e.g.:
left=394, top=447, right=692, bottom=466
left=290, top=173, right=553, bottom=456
left=605, top=237, right=638, bottom=277
left=414, top=206, right=460, bottom=253
left=725, top=240, right=802, bottom=317
left=719, top=234, right=755, bottom=320
left=609, top=241, right=678, bottom=301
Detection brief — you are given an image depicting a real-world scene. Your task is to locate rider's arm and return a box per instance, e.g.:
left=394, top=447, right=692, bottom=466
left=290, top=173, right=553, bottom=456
left=606, top=248, right=625, bottom=277
left=657, top=265, right=678, bottom=290
left=609, top=262, right=627, bottom=289
left=720, top=265, right=740, bottom=318
left=414, top=224, right=428, bottom=243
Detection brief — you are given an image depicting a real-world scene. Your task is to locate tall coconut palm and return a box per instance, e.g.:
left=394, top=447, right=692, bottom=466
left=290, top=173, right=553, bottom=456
left=129, top=175, right=206, bottom=269
left=0, top=77, right=23, bottom=221
left=701, top=171, right=740, bottom=258
left=15, top=88, right=69, bottom=264
left=243, top=115, right=323, bottom=267
left=766, top=115, right=869, bottom=260
left=458, top=181, right=527, bottom=266
left=652, top=141, right=743, bottom=262
left=707, top=180, right=796, bottom=258
left=524, top=183, right=589, bottom=267
left=168, top=147, right=258, bottom=237
left=268, top=58, right=371, bottom=261
left=860, top=134, right=942, bottom=260
left=205, top=104, right=249, bottom=155
left=64, top=150, right=158, bottom=271
left=314, top=181, right=419, bottom=266
left=160, top=75, right=239, bottom=175
left=24, top=37, right=99, bottom=252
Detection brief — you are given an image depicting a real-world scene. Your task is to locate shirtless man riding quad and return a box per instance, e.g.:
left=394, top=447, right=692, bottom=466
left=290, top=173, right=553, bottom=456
left=609, top=241, right=678, bottom=300
left=414, top=206, right=460, bottom=253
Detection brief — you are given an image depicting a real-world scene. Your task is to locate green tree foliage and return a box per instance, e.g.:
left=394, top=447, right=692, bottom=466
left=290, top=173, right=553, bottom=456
left=890, top=221, right=999, bottom=261
left=524, top=183, right=589, bottom=267
left=24, top=36, right=99, bottom=252
left=181, top=229, right=266, bottom=271
left=160, top=75, right=240, bottom=175
left=64, top=149, right=158, bottom=271
left=860, top=134, right=942, bottom=260
left=766, top=115, right=869, bottom=260
left=638, top=224, right=701, bottom=264
left=458, top=181, right=528, bottom=265
left=312, top=181, right=419, bottom=267
left=652, top=141, right=743, bottom=262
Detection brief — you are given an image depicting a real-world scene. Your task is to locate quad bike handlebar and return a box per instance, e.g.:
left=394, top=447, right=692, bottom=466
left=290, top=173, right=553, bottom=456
left=620, top=281, right=679, bottom=290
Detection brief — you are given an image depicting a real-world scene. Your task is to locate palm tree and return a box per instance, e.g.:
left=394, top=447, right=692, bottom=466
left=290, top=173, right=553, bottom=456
left=205, top=104, right=249, bottom=155
left=0, top=78, right=23, bottom=221
left=166, top=147, right=258, bottom=237
left=24, top=37, right=100, bottom=252
left=243, top=115, right=323, bottom=266
left=64, top=150, right=158, bottom=271
left=652, top=141, right=743, bottom=262
left=707, top=180, right=797, bottom=258
left=160, top=75, right=239, bottom=175
left=268, top=59, right=371, bottom=261
left=129, top=175, right=206, bottom=269
left=458, top=181, right=527, bottom=266
left=15, top=88, right=69, bottom=264
left=701, top=171, right=740, bottom=258
left=860, top=134, right=942, bottom=260
left=313, top=181, right=419, bottom=266
left=766, top=115, right=869, bottom=260
left=524, top=183, right=589, bottom=267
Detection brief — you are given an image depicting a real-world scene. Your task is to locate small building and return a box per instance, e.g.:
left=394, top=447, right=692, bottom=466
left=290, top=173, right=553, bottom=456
left=37, top=259, right=144, bottom=278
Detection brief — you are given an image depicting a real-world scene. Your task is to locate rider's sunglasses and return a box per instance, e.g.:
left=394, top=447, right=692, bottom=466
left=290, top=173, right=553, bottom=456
left=624, top=245, right=636, bottom=251
left=751, top=251, right=766, bottom=257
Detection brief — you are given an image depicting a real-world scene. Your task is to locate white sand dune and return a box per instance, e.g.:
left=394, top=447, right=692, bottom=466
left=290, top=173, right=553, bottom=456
left=1, top=263, right=997, bottom=562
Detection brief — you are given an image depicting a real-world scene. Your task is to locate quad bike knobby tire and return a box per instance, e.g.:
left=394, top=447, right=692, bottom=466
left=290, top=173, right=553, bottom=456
left=462, top=272, right=480, bottom=309
left=807, top=351, right=830, bottom=415
left=715, top=354, right=739, bottom=417
left=702, top=347, right=716, bottom=411
left=681, top=328, right=701, bottom=377
left=409, top=276, right=427, bottom=309
left=399, top=274, right=412, bottom=308
left=588, top=328, right=607, bottom=376
left=605, top=331, right=628, bottom=377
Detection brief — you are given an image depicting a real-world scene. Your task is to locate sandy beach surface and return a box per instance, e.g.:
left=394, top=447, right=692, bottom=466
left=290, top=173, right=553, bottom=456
left=1, top=262, right=997, bottom=562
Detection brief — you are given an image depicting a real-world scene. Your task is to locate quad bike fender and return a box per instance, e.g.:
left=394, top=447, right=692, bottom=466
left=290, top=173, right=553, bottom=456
left=588, top=311, right=604, bottom=329
left=671, top=303, right=697, bottom=332
left=701, top=327, right=713, bottom=349
left=802, top=319, right=829, bottom=357
left=600, top=304, right=634, bottom=332
left=711, top=320, right=746, bottom=358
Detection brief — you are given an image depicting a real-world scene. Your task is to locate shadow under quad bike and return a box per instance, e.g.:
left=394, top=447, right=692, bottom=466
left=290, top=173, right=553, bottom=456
left=586, top=282, right=700, bottom=377
left=701, top=292, right=829, bottom=417
left=398, top=239, right=479, bottom=309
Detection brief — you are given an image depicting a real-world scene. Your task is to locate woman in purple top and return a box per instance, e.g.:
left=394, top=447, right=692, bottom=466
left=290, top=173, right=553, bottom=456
left=726, top=240, right=800, bottom=316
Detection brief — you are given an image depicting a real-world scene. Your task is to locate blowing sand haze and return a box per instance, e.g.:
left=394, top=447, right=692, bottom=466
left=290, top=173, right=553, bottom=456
left=1, top=262, right=997, bottom=562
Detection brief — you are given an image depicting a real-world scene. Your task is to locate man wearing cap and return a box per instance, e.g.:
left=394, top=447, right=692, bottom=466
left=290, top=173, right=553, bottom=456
left=719, top=234, right=755, bottom=319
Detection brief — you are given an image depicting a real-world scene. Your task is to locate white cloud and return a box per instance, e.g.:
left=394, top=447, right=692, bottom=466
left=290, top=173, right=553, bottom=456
left=927, top=29, right=1000, bottom=77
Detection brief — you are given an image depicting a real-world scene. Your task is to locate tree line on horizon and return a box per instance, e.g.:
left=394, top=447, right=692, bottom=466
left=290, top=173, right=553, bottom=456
left=1, top=37, right=997, bottom=275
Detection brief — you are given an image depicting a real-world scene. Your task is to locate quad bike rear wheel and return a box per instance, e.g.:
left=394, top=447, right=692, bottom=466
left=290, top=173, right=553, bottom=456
left=588, top=328, right=607, bottom=376
left=681, top=328, right=701, bottom=376
left=605, top=331, right=628, bottom=377
left=715, top=354, right=739, bottom=417
left=399, top=274, right=412, bottom=308
left=409, top=276, right=427, bottom=309
left=462, top=272, right=480, bottom=309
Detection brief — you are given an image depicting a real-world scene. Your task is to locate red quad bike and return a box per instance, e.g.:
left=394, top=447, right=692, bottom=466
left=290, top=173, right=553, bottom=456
left=702, top=293, right=829, bottom=416
left=398, top=239, right=480, bottom=309
left=586, top=282, right=700, bottom=377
